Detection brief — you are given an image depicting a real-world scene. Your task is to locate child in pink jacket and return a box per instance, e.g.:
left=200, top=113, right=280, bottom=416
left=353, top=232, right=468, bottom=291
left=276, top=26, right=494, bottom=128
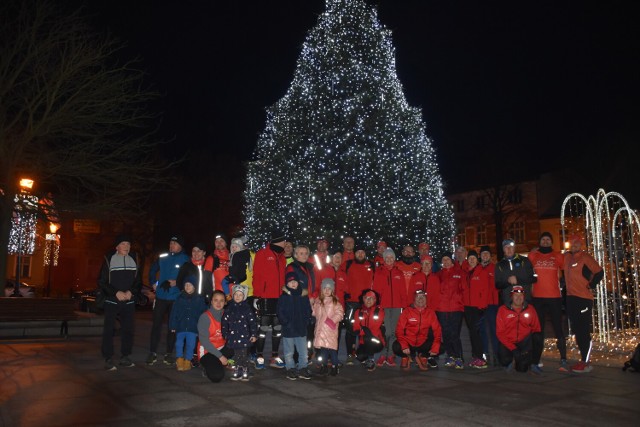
left=313, top=278, right=344, bottom=376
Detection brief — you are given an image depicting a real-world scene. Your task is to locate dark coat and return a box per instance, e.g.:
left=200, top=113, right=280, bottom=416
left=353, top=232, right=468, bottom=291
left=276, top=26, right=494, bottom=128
left=277, top=284, right=311, bottom=338
left=169, top=291, right=207, bottom=333
left=176, top=261, right=214, bottom=304
left=495, top=255, right=536, bottom=305
left=221, top=300, right=258, bottom=349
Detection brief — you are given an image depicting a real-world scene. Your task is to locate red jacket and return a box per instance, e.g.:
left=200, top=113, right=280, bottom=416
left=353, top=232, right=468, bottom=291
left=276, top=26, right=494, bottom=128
left=564, top=250, right=603, bottom=300
left=345, top=260, right=374, bottom=302
left=436, top=265, right=464, bottom=312
left=252, top=246, right=286, bottom=299
left=496, top=302, right=541, bottom=350
left=395, top=305, right=441, bottom=354
left=464, top=266, right=490, bottom=309
left=353, top=305, right=385, bottom=346
left=372, top=265, right=408, bottom=309
left=408, top=272, right=441, bottom=311
left=529, top=249, right=564, bottom=298
left=396, top=260, right=421, bottom=299
left=480, top=262, right=499, bottom=305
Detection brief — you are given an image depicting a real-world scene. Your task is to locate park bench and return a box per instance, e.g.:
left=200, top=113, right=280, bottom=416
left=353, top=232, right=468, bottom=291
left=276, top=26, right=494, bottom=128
left=0, top=297, right=78, bottom=337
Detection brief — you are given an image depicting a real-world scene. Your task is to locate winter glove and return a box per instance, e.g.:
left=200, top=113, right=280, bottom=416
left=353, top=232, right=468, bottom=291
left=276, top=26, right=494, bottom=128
left=324, top=318, right=337, bottom=330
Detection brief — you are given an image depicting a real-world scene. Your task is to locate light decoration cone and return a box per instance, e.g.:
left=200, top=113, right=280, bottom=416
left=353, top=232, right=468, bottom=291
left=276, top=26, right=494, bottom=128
left=8, top=193, right=39, bottom=255
left=558, top=189, right=640, bottom=363
left=243, top=0, right=454, bottom=254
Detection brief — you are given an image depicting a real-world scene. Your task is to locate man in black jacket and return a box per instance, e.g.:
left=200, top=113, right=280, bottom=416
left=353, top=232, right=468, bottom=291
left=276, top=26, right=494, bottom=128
left=494, top=239, right=536, bottom=305
left=98, top=234, right=142, bottom=371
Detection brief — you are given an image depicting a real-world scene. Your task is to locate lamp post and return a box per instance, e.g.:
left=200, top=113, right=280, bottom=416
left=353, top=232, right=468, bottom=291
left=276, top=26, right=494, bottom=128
left=45, top=223, right=60, bottom=297
left=10, top=178, right=37, bottom=297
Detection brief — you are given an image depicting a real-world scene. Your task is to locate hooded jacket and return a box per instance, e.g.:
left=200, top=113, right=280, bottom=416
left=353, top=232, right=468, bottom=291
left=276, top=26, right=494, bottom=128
left=286, top=260, right=317, bottom=299
left=277, top=284, right=312, bottom=337
left=353, top=291, right=386, bottom=346
left=221, top=299, right=258, bottom=349
left=169, top=291, right=207, bottom=333
left=313, top=295, right=344, bottom=350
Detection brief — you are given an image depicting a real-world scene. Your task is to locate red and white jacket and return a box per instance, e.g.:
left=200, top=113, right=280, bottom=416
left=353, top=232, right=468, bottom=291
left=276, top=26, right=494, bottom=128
left=436, top=265, right=464, bottom=312
left=408, top=271, right=441, bottom=311
left=353, top=305, right=385, bottom=346
left=496, top=302, right=541, bottom=350
left=464, top=266, right=490, bottom=309
left=395, top=305, right=442, bottom=354
left=252, top=246, right=286, bottom=299
left=372, top=265, right=408, bottom=309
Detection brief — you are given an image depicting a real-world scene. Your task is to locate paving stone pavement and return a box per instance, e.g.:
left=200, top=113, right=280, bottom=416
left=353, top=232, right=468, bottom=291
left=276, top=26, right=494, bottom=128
left=1, top=311, right=639, bottom=427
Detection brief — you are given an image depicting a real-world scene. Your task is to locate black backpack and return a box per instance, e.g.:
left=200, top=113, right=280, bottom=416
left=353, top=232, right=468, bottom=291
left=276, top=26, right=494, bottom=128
left=622, top=343, right=640, bottom=372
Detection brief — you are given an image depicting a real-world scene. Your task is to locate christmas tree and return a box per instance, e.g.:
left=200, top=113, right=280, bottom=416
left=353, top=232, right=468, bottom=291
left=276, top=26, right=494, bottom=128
left=244, top=0, right=454, bottom=255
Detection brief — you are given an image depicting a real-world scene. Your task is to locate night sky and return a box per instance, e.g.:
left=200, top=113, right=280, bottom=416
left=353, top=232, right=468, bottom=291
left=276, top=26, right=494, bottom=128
left=65, top=0, right=639, bottom=229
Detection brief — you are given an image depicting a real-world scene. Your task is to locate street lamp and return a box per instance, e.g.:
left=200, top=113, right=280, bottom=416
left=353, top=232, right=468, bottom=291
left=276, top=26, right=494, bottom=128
left=10, top=178, right=38, bottom=297
left=45, top=223, right=60, bottom=297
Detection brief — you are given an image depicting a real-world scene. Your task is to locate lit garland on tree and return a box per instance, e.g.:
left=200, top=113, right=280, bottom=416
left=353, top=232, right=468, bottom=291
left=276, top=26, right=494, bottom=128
left=244, top=0, right=454, bottom=254
left=8, top=193, right=39, bottom=255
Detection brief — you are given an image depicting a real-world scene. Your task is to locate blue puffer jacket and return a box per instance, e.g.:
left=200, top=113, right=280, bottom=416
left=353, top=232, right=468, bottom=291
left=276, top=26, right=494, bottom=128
left=149, top=251, right=190, bottom=301
left=277, top=284, right=311, bottom=338
left=221, top=301, right=258, bottom=349
left=169, top=291, right=207, bottom=333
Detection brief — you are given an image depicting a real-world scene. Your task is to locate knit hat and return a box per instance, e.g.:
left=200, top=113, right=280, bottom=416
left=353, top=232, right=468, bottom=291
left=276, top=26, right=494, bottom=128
left=321, top=278, right=335, bottom=292
left=418, top=242, right=429, bottom=250
left=270, top=229, right=286, bottom=244
left=231, top=284, right=248, bottom=301
left=285, top=271, right=298, bottom=284
left=170, top=234, right=184, bottom=247
left=467, top=250, right=479, bottom=260
left=114, top=234, right=131, bottom=246
left=377, top=241, right=387, bottom=249
left=363, top=290, right=377, bottom=300
left=511, top=285, right=525, bottom=294
left=539, top=231, right=553, bottom=243
left=354, top=244, right=366, bottom=253
left=230, top=238, right=244, bottom=250
left=502, top=239, right=515, bottom=248
left=193, top=242, right=207, bottom=251
left=382, top=248, right=396, bottom=260
left=184, top=275, right=197, bottom=287
left=479, top=245, right=491, bottom=255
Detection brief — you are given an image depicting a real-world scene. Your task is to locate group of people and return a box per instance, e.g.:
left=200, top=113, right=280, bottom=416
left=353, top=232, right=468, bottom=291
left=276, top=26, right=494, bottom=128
left=98, top=228, right=603, bottom=380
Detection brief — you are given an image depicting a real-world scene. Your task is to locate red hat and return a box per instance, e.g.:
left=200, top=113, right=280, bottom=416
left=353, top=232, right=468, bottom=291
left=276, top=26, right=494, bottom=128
left=510, top=285, right=525, bottom=294
left=317, top=238, right=329, bottom=244
left=376, top=241, right=387, bottom=248
left=363, top=290, right=377, bottom=299
left=418, top=242, right=429, bottom=250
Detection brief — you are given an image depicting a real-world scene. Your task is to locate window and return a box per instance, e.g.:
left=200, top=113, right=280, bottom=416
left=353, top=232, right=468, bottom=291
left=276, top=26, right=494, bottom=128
left=457, top=229, right=466, bottom=246
left=456, top=199, right=465, bottom=212
left=509, top=221, right=525, bottom=243
left=14, top=255, right=32, bottom=279
left=508, top=188, right=523, bottom=204
left=476, top=196, right=486, bottom=209
left=477, top=224, right=487, bottom=245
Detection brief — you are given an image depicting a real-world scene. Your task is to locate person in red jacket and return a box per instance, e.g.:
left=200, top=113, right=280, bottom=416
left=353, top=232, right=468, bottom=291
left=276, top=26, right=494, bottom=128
left=478, top=246, right=499, bottom=366
left=312, top=238, right=332, bottom=297
left=343, top=246, right=374, bottom=364
left=372, top=248, right=407, bottom=367
left=408, top=258, right=441, bottom=310
left=528, top=232, right=568, bottom=373
left=353, top=289, right=385, bottom=371
left=454, top=246, right=470, bottom=272
left=418, top=242, right=433, bottom=264
left=252, top=230, right=287, bottom=369
left=393, top=290, right=441, bottom=371
left=341, top=235, right=355, bottom=266
left=436, top=254, right=465, bottom=369
left=204, top=234, right=230, bottom=293
left=396, top=245, right=421, bottom=299
left=463, top=250, right=490, bottom=369
left=373, top=241, right=387, bottom=268
left=496, top=285, right=541, bottom=373
left=564, top=233, right=603, bottom=374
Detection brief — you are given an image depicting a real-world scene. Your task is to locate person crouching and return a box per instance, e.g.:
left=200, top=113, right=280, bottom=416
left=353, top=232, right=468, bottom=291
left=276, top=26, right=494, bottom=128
left=353, top=289, right=386, bottom=371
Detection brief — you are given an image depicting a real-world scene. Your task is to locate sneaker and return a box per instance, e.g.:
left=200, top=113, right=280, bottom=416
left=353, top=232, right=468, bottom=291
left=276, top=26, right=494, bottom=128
left=104, top=358, right=117, bottom=371
left=571, top=361, right=593, bottom=373
left=386, top=356, right=397, bottom=367
left=346, top=354, right=356, bottom=366
left=427, top=357, right=438, bottom=369
left=255, top=357, right=266, bottom=370
left=163, top=353, right=176, bottom=365
left=558, top=359, right=569, bottom=372
left=400, top=357, right=411, bottom=371
left=249, top=353, right=258, bottom=366
left=376, top=355, right=386, bottom=367
left=330, top=366, right=338, bottom=376
left=298, top=369, right=313, bottom=380
left=286, top=369, right=298, bottom=380
left=444, top=357, right=455, bottom=367
left=317, top=365, right=329, bottom=376
left=365, top=359, right=376, bottom=372
left=119, top=356, right=135, bottom=368
left=231, top=366, right=241, bottom=381
left=529, top=364, right=543, bottom=376
left=240, top=367, right=250, bottom=381
left=415, top=356, right=429, bottom=371
left=454, top=358, right=464, bottom=370
left=145, top=352, right=157, bottom=366
left=270, top=357, right=286, bottom=369
left=471, top=358, right=488, bottom=369
left=504, top=361, right=514, bottom=374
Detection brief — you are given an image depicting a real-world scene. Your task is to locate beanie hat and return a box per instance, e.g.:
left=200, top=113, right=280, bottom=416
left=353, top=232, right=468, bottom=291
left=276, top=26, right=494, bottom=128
left=418, top=242, right=429, bottom=250
left=321, top=278, right=335, bottom=292
left=502, top=239, right=515, bottom=248
left=184, top=275, right=197, bottom=286
left=382, top=248, right=396, bottom=260
left=230, top=238, right=244, bottom=250
left=467, top=250, right=479, bottom=259
left=363, top=290, right=377, bottom=300
left=270, top=229, right=286, bottom=244
left=479, top=245, right=491, bottom=255
left=214, top=233, right=227, bottom=244
left=285, top=271, right=298, bottom=284
left=377, top=241, right=387, bottom=248
left=539, top=232, right=553, bottom=243
left=511, top=285, right=525, bottom=294
left=354, top=244, right=366, bottom=253
left=170, top=234, right=184, bottom=247
left=193, top=242, right=207, bottom=251
left=231, top=284, right=248, bottom=301
left=114, top=234, right=131, bottom=246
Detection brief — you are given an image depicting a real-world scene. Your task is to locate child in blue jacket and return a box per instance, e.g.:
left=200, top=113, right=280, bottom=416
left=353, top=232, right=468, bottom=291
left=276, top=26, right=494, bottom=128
left=222, top=284, right=258, bottom=381
left=169, top=276, right=207, bottom=371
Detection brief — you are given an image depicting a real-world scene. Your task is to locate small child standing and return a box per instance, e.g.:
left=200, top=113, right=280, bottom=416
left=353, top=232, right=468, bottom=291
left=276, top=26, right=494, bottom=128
left=221, top=284, right=257, bottom=381
left=277, top=271, right=313, bottom=380
left=313, top=278, right=344, bottom=376
left=169, top=276, right=207, bottom=371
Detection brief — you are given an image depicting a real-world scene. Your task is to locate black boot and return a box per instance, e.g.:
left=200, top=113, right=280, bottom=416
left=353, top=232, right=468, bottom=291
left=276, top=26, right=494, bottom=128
left=330, top=365, right=338, bottom=376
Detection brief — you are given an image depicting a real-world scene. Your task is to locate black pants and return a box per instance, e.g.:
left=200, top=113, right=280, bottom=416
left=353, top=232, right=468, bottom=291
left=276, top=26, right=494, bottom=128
left=102, top=301, right=135, bottom=359
left=392, top=333, right=434, bottom=358
left=256, top=298, right=281, bottom=356
left=437, top=311, right=463, bottom=358
left=498, top=334, right=532, bottom=372
left=566, top=296, right=593, bottom=362
left=344, top=301, right=361, bottom=355
left=464, top=306, right=484, bottom=359
left=200, top=346, right=235, bottom=383
left=355, top=334, right=385, bottom=361
left=532, top=297, right=567, bottom=363
left=150, top=298, right=175, bottom=354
